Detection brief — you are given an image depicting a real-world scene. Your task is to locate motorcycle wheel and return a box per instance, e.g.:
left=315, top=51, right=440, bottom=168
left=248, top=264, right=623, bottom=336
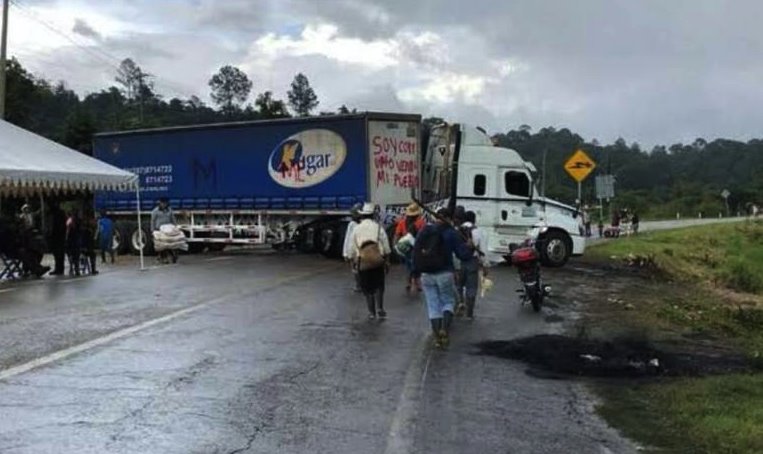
left=531, top=289, right=543, bottom=312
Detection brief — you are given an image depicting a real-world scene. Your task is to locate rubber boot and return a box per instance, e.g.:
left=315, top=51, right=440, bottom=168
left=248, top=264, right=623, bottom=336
left=376, top=289, right=386, bottom=318
left=466, top=297, right=476, bottom=320
left=441, top=311, right=453, bottom=347
left=366, top=294, right=376, bottom=319
left=430, top=318, right=443, bottom=348
left=443, top=310, right=454, bottom=331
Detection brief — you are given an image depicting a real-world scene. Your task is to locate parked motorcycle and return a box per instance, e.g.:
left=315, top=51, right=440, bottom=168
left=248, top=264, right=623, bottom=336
left=508, top=239, right=551, bottom=312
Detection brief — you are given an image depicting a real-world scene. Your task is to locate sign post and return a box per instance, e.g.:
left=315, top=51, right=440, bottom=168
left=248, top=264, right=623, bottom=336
left=564, top=149, right=596, bottom=208
left=595, top=175, right=615, bottom=223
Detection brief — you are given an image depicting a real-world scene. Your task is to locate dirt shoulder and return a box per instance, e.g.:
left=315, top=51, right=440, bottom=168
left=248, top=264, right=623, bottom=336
left=573, top=234, right=763, bottom=453
left=477, top=244, right=762, bottom=453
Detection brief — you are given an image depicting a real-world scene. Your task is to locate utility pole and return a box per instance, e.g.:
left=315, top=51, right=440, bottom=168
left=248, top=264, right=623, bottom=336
left=0, top=0, right=9, bottom=120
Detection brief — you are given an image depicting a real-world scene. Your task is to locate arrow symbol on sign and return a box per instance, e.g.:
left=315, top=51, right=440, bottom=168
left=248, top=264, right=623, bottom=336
left=568, top=161, right=594, bottom=169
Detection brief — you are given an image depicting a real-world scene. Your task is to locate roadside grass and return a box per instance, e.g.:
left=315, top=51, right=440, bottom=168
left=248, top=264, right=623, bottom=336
left=585, top=221, right=763, bottom=454
left=598, top=374, right=763, bottom=454
left=587, top=220, right=763, bottom=295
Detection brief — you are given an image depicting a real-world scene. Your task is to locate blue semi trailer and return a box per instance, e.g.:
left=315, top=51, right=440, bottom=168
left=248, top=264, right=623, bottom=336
left=94, top=112, right=422, bottom=256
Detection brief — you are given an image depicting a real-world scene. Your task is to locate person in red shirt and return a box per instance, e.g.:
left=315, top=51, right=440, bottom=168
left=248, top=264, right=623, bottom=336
left=394, top=203, right=426, bottom=292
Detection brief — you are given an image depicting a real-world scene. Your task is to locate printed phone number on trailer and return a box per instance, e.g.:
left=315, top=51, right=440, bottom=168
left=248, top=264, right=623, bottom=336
left=139, top=186, right=169, bottom=192
left=125, top=165, right=174, bottom=175
left=144, top=175, right=173, bottom=184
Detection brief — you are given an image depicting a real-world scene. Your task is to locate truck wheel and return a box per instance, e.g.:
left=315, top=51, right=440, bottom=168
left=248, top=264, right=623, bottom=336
left=297, top=227, right=315, bottom=253
left=113, top=221, right=134, bottom=255
left=319, top=227, right=334, bottom=257
left=113, top=227, right=126, bottom=255
left=331, top=222, right=349, bottom=259
left=539, top=230, right=571, bottom=268
left=130, top=226, right=155, bottom=255
left=187, top=243, right=206, bottom=254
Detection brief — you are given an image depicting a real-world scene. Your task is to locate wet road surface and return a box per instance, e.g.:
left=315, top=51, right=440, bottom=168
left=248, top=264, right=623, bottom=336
left=0, top=252, right=636, bottom=453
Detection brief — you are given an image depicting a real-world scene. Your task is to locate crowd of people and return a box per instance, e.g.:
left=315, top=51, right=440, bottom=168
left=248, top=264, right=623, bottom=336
left=342, top=201, right=486, bottom=349
left=0, top=200, right=116, bottom=280
left=579, top=205, right=640, bottom=239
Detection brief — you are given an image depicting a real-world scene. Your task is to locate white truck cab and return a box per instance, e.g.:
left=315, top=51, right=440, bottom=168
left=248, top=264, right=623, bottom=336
left=422, top=123, right=585, bottom=266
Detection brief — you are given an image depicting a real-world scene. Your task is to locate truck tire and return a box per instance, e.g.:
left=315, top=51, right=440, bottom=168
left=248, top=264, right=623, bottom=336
left=113, top=221, right=134, bottom=255
left=539, top=230, right=571, bottom=268
left=187, top=243, right=206, bottom=254
left=129, top=225, right=155, bottom=255
left=296, top=226, right=315, bottom=253
left=113, top=224, right=127, bottom=255
left=331, top=222, right=349, bottom=259
left=318, top=226, right=334, bottom=257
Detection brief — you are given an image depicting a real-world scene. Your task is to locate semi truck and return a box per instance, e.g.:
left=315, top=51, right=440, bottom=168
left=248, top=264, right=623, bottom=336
left=94, top=112, right=584, bottom=266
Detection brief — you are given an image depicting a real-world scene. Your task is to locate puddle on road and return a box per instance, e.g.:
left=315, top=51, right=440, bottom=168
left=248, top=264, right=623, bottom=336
left=476, top=334, right=755, bottom=379
left=543, top=314, right=565, bottom=323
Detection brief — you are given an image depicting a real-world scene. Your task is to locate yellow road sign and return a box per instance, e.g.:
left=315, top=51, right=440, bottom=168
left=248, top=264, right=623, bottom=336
left=564, top=149, right=596, bottom=183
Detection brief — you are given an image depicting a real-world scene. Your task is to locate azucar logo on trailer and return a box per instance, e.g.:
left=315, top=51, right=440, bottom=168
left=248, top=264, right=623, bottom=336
left=268, top=129, right=347, bottom=188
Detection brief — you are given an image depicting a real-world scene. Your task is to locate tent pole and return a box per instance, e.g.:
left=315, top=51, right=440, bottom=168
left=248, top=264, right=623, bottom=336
left=136, top=183, right=145, bottom=270
left=39, top=192, right=45, bottom=235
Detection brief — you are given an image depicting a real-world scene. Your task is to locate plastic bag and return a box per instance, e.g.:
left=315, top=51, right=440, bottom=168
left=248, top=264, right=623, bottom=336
left=480, top=272, right=494, bottom=299
left=395, top=233, right=415, bottom=256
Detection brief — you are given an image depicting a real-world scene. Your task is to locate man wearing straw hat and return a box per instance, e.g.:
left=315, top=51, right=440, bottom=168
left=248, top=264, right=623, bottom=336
left=393, top=202, right=426, bottom=292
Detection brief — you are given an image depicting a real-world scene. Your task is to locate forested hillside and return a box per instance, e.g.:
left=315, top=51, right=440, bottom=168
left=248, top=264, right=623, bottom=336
left=5, top=57, right=761, bottom=218
left=494, top=127, right=763, bottom=218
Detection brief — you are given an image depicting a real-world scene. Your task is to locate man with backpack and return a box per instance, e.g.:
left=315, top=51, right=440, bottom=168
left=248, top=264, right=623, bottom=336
left=413, top=207, right=475, bottom=348
left=346, top=203, right=391, bottom=320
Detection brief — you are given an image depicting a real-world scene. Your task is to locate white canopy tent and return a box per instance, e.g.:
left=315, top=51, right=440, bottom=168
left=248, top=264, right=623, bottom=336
left=0, top=120, right=146, bottom=269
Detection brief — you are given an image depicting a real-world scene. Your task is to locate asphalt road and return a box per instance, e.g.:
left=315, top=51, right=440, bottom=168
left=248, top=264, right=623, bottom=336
left=638, top=216, right=746, bottom=232
left=0, top=252, right=636, bottom=454
left=587, top=216, right=747, bottom=245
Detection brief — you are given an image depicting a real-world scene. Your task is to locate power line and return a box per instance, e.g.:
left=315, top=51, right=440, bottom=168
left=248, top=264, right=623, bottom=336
left=10, top=0, right=196, bottom=99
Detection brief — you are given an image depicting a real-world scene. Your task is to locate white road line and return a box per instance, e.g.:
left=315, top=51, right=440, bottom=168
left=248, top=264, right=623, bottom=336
left=58, top=279, right=82, bottom=284
left=0, top=288, right=16, bottom=294
left=205, top=257, right=234, bottom=262
left=0, top=267, right=334, bottom=382
left=0, top=303, right=208, bottom=381
left=384, top=335, right=432, bottom=454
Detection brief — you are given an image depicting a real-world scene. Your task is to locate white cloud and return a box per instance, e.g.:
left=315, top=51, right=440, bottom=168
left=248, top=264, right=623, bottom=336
left=399, top=72, right=491, bottom=104
left=9, top=0, right=763, bottom=146
left=253, top=24, right=398, bottom=70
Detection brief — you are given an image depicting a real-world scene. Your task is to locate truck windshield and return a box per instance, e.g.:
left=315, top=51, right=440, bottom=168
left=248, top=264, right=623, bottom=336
left=505, top=171, right=531, bottom=197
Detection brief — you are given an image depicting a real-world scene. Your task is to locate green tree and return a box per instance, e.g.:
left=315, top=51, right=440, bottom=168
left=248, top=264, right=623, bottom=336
left=61, top=109, right=97, bottom=155
left=287, top=73, right=319, bottom=116
left=115, top=58, right=154, bottom=102
left=337, top=104, right=357, bottom=114
left=5, top=58, right=40, bottom=131
left=255, top=91, right=290, bottom=118
left=208, top=65, right=253, bottom=116
left=115, top=58, right=155, bottom=124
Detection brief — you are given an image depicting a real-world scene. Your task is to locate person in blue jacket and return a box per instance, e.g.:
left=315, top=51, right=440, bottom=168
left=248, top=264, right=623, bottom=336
left=413, top=207, right=474, bottom=348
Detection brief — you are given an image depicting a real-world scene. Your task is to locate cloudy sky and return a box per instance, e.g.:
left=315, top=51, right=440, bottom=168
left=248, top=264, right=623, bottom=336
left=10, top=0, right=763, bottom=146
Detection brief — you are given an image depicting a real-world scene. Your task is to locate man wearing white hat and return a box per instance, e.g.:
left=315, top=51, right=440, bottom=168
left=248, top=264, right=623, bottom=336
left=347, top=202, right=391, bottom=320
left=342, top=203, right=363, bottom=292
